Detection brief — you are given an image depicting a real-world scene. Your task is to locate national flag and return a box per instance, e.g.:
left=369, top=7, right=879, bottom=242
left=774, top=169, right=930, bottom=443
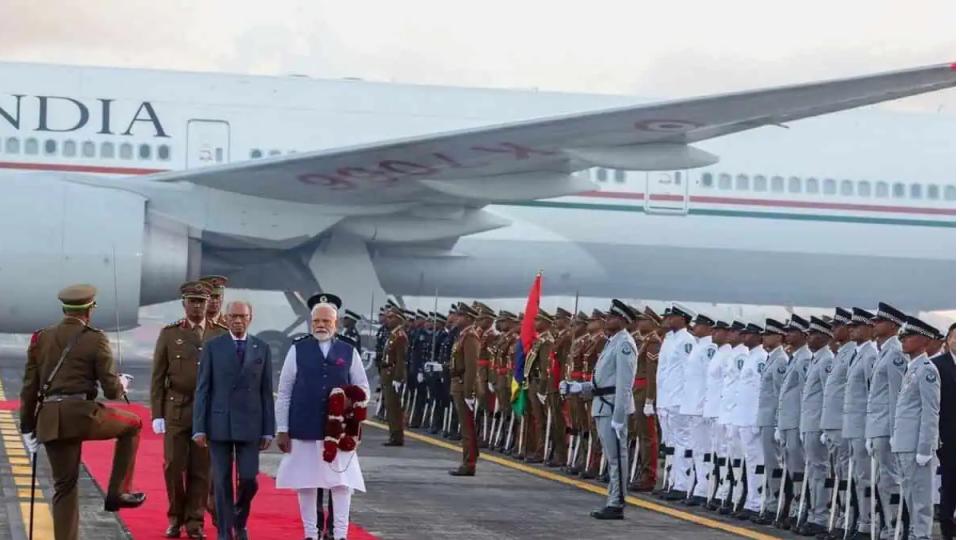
left=511, top=272, right=541, bottom=416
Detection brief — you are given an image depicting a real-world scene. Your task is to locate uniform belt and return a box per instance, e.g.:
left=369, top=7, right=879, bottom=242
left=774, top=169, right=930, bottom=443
left=571, top=370, right=584, bottom=381
left=496, top=367, right=511, bottom=375
left=594, top=386, right=616, bottom=396
left=583, top=373, right=593, bottom=381
left=477, top=359, right=491, bottom=367
left=45, top=393, right=89, bottom=402
left=633, top=377, right=647, bottom=389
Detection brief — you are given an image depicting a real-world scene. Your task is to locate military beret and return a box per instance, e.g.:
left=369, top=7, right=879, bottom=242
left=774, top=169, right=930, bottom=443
left=808, top=316, right=833, bottom=337
left=308, top=293, right=342, bottom=311
left=743, top=323, right=764, bottom=334
left=833, top=308, right=852, bottom=326
left=555, top=307, right=572, bottom=319
left=671, top=303, right=697, bottom=321
left=199, top=275, right=228, bottom=294
left=58, top=284, right=97, bottom=310
left=609, top=299, right=636, bottom=322
left=693, top=314, right=715, bottom=327
left=763, top=318, right=786, bottom=336
left=900, top=316, right=940, bottom=340
left=344, top=309, right=361, bottom=322
left=850, top=307, right=874, bottom=325
left=873, top=302, right=907, bottom=326
left=180, top=280, right=212, bottom=299
left=787, top=314, right=810, bottom=333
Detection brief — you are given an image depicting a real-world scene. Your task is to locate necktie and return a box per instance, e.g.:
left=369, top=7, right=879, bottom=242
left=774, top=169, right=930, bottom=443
left=236, top=340, right=246, bottom=365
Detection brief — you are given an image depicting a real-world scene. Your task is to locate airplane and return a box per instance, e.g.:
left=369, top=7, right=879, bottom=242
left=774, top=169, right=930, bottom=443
left=0, top=61, right=954, bottom=356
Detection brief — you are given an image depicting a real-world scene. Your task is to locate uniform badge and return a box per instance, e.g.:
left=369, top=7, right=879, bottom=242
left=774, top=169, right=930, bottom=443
left=893, top=356, right=905, bottom=367
left=621, top=343, right=633, bottom=355
left=925, top=371, right=938, bottom=383
left=684, top=343, right=693, bottom=354
left=737, top=358, right=744, bottom=370
left=757, top=362, right=766, bottom=374
left=778, top=366, right=787, bottom=374
left=175, top=338, right=184, bottom=345
left=824, top=364, right=832, bottom=373
left=707, top=349, right=716, bottom=359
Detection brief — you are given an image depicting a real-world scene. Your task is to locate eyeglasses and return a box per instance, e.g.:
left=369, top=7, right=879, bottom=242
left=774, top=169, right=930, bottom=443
left=227, top=313, right=251, bottom=320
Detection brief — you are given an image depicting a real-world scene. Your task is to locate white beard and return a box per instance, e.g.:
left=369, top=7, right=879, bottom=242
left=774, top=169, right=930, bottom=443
left=313, top=330, right=333, bottom=342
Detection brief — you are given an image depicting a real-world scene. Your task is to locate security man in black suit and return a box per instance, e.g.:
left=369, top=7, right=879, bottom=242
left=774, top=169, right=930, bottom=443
left=931, top=322, right=955, bottom=539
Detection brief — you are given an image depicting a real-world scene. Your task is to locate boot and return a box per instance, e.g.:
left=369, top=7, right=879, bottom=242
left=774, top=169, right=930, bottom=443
left=590, top=506, right=624, bottom=520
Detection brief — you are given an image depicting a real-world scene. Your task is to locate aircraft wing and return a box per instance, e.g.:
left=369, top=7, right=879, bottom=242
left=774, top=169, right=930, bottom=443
left=150, top=63, right=955, bottom=207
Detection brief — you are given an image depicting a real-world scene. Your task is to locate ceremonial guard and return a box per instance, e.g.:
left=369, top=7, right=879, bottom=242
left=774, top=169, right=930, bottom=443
left=628, top=307, right=661, bottom=492
left=678, top=314, right=717, bottom=506
left=450, top=303, right=481, bottom=475
left=796, top=316, right=834, bottom=535
left=753, top=319, right=788, bottom=524
left=19, top=284, right=144, bottom=540
left=866, top=302, right=909, bottom=539
left=657, top=303, right=696, bottom=500
left=730, top=323, right=767, bottom=520
left=441, top=308, right=462, bottom=441
left=493, top=312, right=518, bottom=451
left=474, top=304, right=497, bottom=447
left=381, top=307, right=408, bottom=446
left=563, top=312, right=588, bottom=467
left=702, top=320, right=729, bottom=505
left=521, top=310, right=555, bottom=463
left=546, top=308, right=571, bottom=467
left=198, top=276, right=229, bottom=327
left=577, top=311, right=607, bottom=479
left=892, top=316, right=942, bottom=540
left=819, top=308, right=856, bottom=534
left=408, top=311, right=433, bottom=429
left=339, top=309, right=363, bottom=353
left=843, top=307, right=879, bottom=538
left=151, top=281, right=228, bottom=538
left=709, top=320, right=742, bottom=512
left=717, top=321, right=748, bottom=514
left=775, top=314, right=811, bottom=528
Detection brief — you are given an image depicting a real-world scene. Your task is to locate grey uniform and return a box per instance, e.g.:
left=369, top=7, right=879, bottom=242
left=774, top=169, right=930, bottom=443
left=800, top=346, right=834, bottom=527
left=891, top=355, right=940, bottom=540
left=821, top=341, right=856, bottom=516
left=777, top=344, right=811, bottom=519
left=843, top=341, right=879, bottom=534
left=867, top=336, right=908, bottom=538
left=591, top=329, right=638, bottom=509
left=757, top=346, right=789, bottom=514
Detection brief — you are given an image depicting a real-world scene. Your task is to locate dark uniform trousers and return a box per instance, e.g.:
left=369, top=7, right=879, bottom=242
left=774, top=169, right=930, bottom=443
left=451, top=387, right=478, bottom=471
left=164, top=418, right=211, bottom=529
left=44, top=404, right=142, bottom=540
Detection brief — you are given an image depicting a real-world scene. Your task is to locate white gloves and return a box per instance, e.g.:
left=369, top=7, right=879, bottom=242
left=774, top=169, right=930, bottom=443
left=392, top=381, right=402, bottom=392
left=487, top=383, right=495, bottom=393
left=118, top=373, right=133, bottom=393
left=152, top=418, right=166, bottom=435
left=642, top=400, right=655, bottom=417
left=465, top=398, right=476, bottom=411
left=916, top=454, right=933, bottom=466
left=820, top=432, right=828, bottom=445
left=416, top=372, right=424, bottom=383
left=865, top=438, right=874, bottom=456
left=22, top=432, right=39, bottom=453
left=751, top=426, right=761, bottom=435
left=774, top=429, right=782, bottom=443
left=611, top=420, right=626, bottom=438
left=536, top=393, right=547, bottom=404
left=799, top=432, right=805, bottom=445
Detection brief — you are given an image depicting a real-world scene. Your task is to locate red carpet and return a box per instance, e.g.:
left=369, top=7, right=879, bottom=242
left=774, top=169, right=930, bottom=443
left=10, top=401, right=377, bottom=540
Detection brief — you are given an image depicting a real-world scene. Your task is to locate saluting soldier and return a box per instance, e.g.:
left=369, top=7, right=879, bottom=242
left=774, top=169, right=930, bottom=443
left=892, top=316, right=942, bottom=540
left=819, top=308, right=856, bottom=533
left=450, top=304, right=481, bottom=476
left=752, top=319, right=788, bottom=524
left=775, top=314, right=812, bottom=528
left=866, top=302, right=909, bottom=539
left=151, top=281, right=228, bottom=538
left=629, top=307, right=662, bottom=492
left=19, top=284, right=145, bottom=540
left=198, top=276, right=229, bottom=327
left=381, top=307, right=408, bottom=446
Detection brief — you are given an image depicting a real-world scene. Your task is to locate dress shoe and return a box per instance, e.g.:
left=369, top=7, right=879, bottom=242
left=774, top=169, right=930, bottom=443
left=567, top=466, right=582, bottom=476
left=448, top=434, right=462, bottom=441
left=165, top=524, right=182, bottom=538
left=234, top=528, right=248, bottom=540
left=683, top=496, right=707, bottom=507
left=580, top=471, right=596, bottom=480
left=546, top=460, right=565, bottom=468
left=751, top=513, right=774, bottom=526
left=717, top=504, right=733, bottom=515
left=797, top=522, right=827, bottom=537
left=382, top=440, right=404, bottom=447
left=524, top=456, right=543, bottom=464
left=186, top=529, right=206, bottom=539
left=590, top=506, right=625, bottom=520
left=734, top=508, right=759, bottom=521
left=598, top=473, right=610, bottom=483
left=448, top=467, right=476, bottom=477
left=663, top=490, right=687, bottom=502
left=629, top=482, right=655, bottom=493
left=104, top=492, right=147, bottom=511
left=773, top=515, right=793, bottom=530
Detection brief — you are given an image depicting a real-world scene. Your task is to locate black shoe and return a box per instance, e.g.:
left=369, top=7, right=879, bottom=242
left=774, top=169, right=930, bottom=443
left=382, top=440, right=404, bottom=447
left=663, top=490, right=686, bottom=502
left=567, top=466, right=582, bottom=476
left=524, top=456, right=543, bottom=464
left=448, top=467, right=476, bottom=477
left=580, top=471, right=596, bottom=480
left=234, top=528, right=248, bottom=540
left=165, top=525, right=182, bottom=538
left=751, top=513, right=774, bottom=526
left=590, top=506, right=624, bottom=520
left=104, top=492, right=147, bottom=511
left=717, top=504, right=733, bottom=516
left=448, top=434, right=462, bottom=442
left=703, top=500, right=719, bottom=511
left=683, top=496, right=707, bottom=507
left=797, top=523, right=827, bottom=537
left=734, top=509, right=759, bottom=521
left=186, top=529, right=206, bottom=540
left=774, top=515, right=794, bottom=530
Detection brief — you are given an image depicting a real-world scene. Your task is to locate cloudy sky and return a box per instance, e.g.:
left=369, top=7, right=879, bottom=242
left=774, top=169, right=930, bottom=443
left=2, top=0, right=955, bottom=111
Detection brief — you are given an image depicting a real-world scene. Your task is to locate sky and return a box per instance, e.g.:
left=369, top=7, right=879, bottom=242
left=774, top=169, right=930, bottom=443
left=1, top=0, right=955, bottom=111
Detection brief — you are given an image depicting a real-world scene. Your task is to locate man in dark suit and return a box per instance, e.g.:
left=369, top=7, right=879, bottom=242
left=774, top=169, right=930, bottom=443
left=931, top=322, right=955, bottom=540
left=193, top=300, right=275, bottom=540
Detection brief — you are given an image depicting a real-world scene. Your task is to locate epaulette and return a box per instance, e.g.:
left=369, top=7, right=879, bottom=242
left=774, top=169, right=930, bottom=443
left=213, top=321, right=229, bottom=330
left=86, top=325, right=103, bottom=333
left=164, top=319, right=185, bottom=329
left=29, top=329, right=43, bottom=347
left=338, top=335, right=358, bottom=348
left=293, top=334, right=312, bottom=342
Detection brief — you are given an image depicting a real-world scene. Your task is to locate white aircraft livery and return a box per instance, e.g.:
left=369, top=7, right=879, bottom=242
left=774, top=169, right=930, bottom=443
left=0, top=61, right=954, bottom=339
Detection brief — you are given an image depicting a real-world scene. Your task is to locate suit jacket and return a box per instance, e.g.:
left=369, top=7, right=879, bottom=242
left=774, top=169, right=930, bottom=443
left=931, top=351, right=955, bottom=452
left=591, top=329, right=637, bottom=424
left=193, top=333, right=276, bottom=442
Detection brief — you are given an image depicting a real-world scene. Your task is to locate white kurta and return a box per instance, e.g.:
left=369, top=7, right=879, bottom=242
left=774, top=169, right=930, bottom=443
left=275, top=339, right=369, bottom=492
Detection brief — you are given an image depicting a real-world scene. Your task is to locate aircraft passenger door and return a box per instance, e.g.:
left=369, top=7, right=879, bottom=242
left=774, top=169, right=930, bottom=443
left=645, top=170, right=689, bottom=214
left=186, top=120, right=230, bottom=168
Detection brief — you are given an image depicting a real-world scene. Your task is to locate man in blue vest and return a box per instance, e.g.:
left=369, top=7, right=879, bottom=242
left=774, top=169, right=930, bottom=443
left=275, top=293, right=370, bottom=540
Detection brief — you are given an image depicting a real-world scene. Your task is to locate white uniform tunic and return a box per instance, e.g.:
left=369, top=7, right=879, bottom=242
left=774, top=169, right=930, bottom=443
left=275, top=340, right=369, bottom=491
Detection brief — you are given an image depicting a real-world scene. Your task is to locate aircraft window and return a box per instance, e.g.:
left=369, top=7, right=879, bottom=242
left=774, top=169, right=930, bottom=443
left=840, top=180, right=854, bottom=196
left=100, top=142, right=114, bottom=158
left=81, top=141, right=95, bottom=157
left=701, top=173, right=713, bottom=187
left=892, top=183, right=905, bottom=198
left=596, top=168, right=607, bottom=182
left=909, top=183, right=922, bottom=199
left=771, top=176, right=784, bottom=193
left=945, top=185, right=956, bottom=201
left=753, top=175, right=767, bottom=191
left=157, top=144, right=171, bottom=161
left=63, top=140, right=76, bottom=157
left=823, top=178, right=837, bottom=195
left=788, top=176, right=802, bottom=193
left=806, top=177, right=819, bottom=194
left=44, top=139, right=57, bottom=155
left=250, top=149, right=263, bottom=159
left=269, top=149, right=281, bottom=156
left=25, top=138, right=38, bottom=155
left=138, top=144, right=152, bottom=160
left=718, top=173, right=732, bottom=190
left=5, top=137, right=19, bottom=154
left=614, top=169, right=625, bottom=183
left=857, top=181, right=871, bottom=197
left=876, top=182, right=889, bottom=198
left=119, top=143, right=133, bottom=160
left=927, top=185, right=940, bottom=199
left=735, top=174, right=749, bottom=190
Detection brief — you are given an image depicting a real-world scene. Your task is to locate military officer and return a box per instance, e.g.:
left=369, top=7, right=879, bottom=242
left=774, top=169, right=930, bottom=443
left=408, top=311, right=434, bottom=429
left=708, top=321, right=743, bottom=512
left=521, top=310, right=555, bottom=463
left=19, top=284, right=145, bottom=540
left=473, top=304, right=498, bottom=446
left=842, top=307, right=879, bottom=539
left=753, top=319, right=789, bottom=524
left=775, top=314, right=812, bottom=529
left=450, top=303, right=481, bottom=476
left=678, top=314, right=717, bottom=506
left=717, top=321, right=749, bottom=515
left=492, top=312, right=518, bottom=451
left=563, top=312, right=589, bottom=468
left=658, top=303, right=697, bottom=501
left=198, top=276, right=228, bottom=327
left=381, top=307, right=408, bottom=446
left=150, top=281, right=228, bottom=538
left=545, top=308, right=572, bottom=467
left=795, top=316, right=835, bottom=535
left=892, top=316, right=942, bottom=540
left=866, top=302, right=909, bottom=539
left=628, top=307, right=662, bottom=492
left=339, top=310, right=363, bottom=353
left=441, top=307, right=463, bottom=440
left=819, top=308, right=856, bottom=536
left=578, top=310, right=608, bottom=478
left=700, top=320, right=728, bottom=505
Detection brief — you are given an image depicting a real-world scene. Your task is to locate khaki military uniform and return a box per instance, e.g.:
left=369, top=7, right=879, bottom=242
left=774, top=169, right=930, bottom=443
left=494, top=330, right=518, bottom=450
left=20, top=318, right=141, bottom=540
left=151, top=318, right=227, bottom=532
left=451, top=326, right=481, bottom=472
left=476, top=328, right=497, bottom=413
left=381, top=326, right=408, bottom=443
left=629, top=331, right=661, bottom=490
left=547, top=328, right=572, bottom=466
left=577, top=331, right=607, bottom=477
left=522, top=332, right=554, bottom=462
left=565, top=333, right=590, bottom=470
